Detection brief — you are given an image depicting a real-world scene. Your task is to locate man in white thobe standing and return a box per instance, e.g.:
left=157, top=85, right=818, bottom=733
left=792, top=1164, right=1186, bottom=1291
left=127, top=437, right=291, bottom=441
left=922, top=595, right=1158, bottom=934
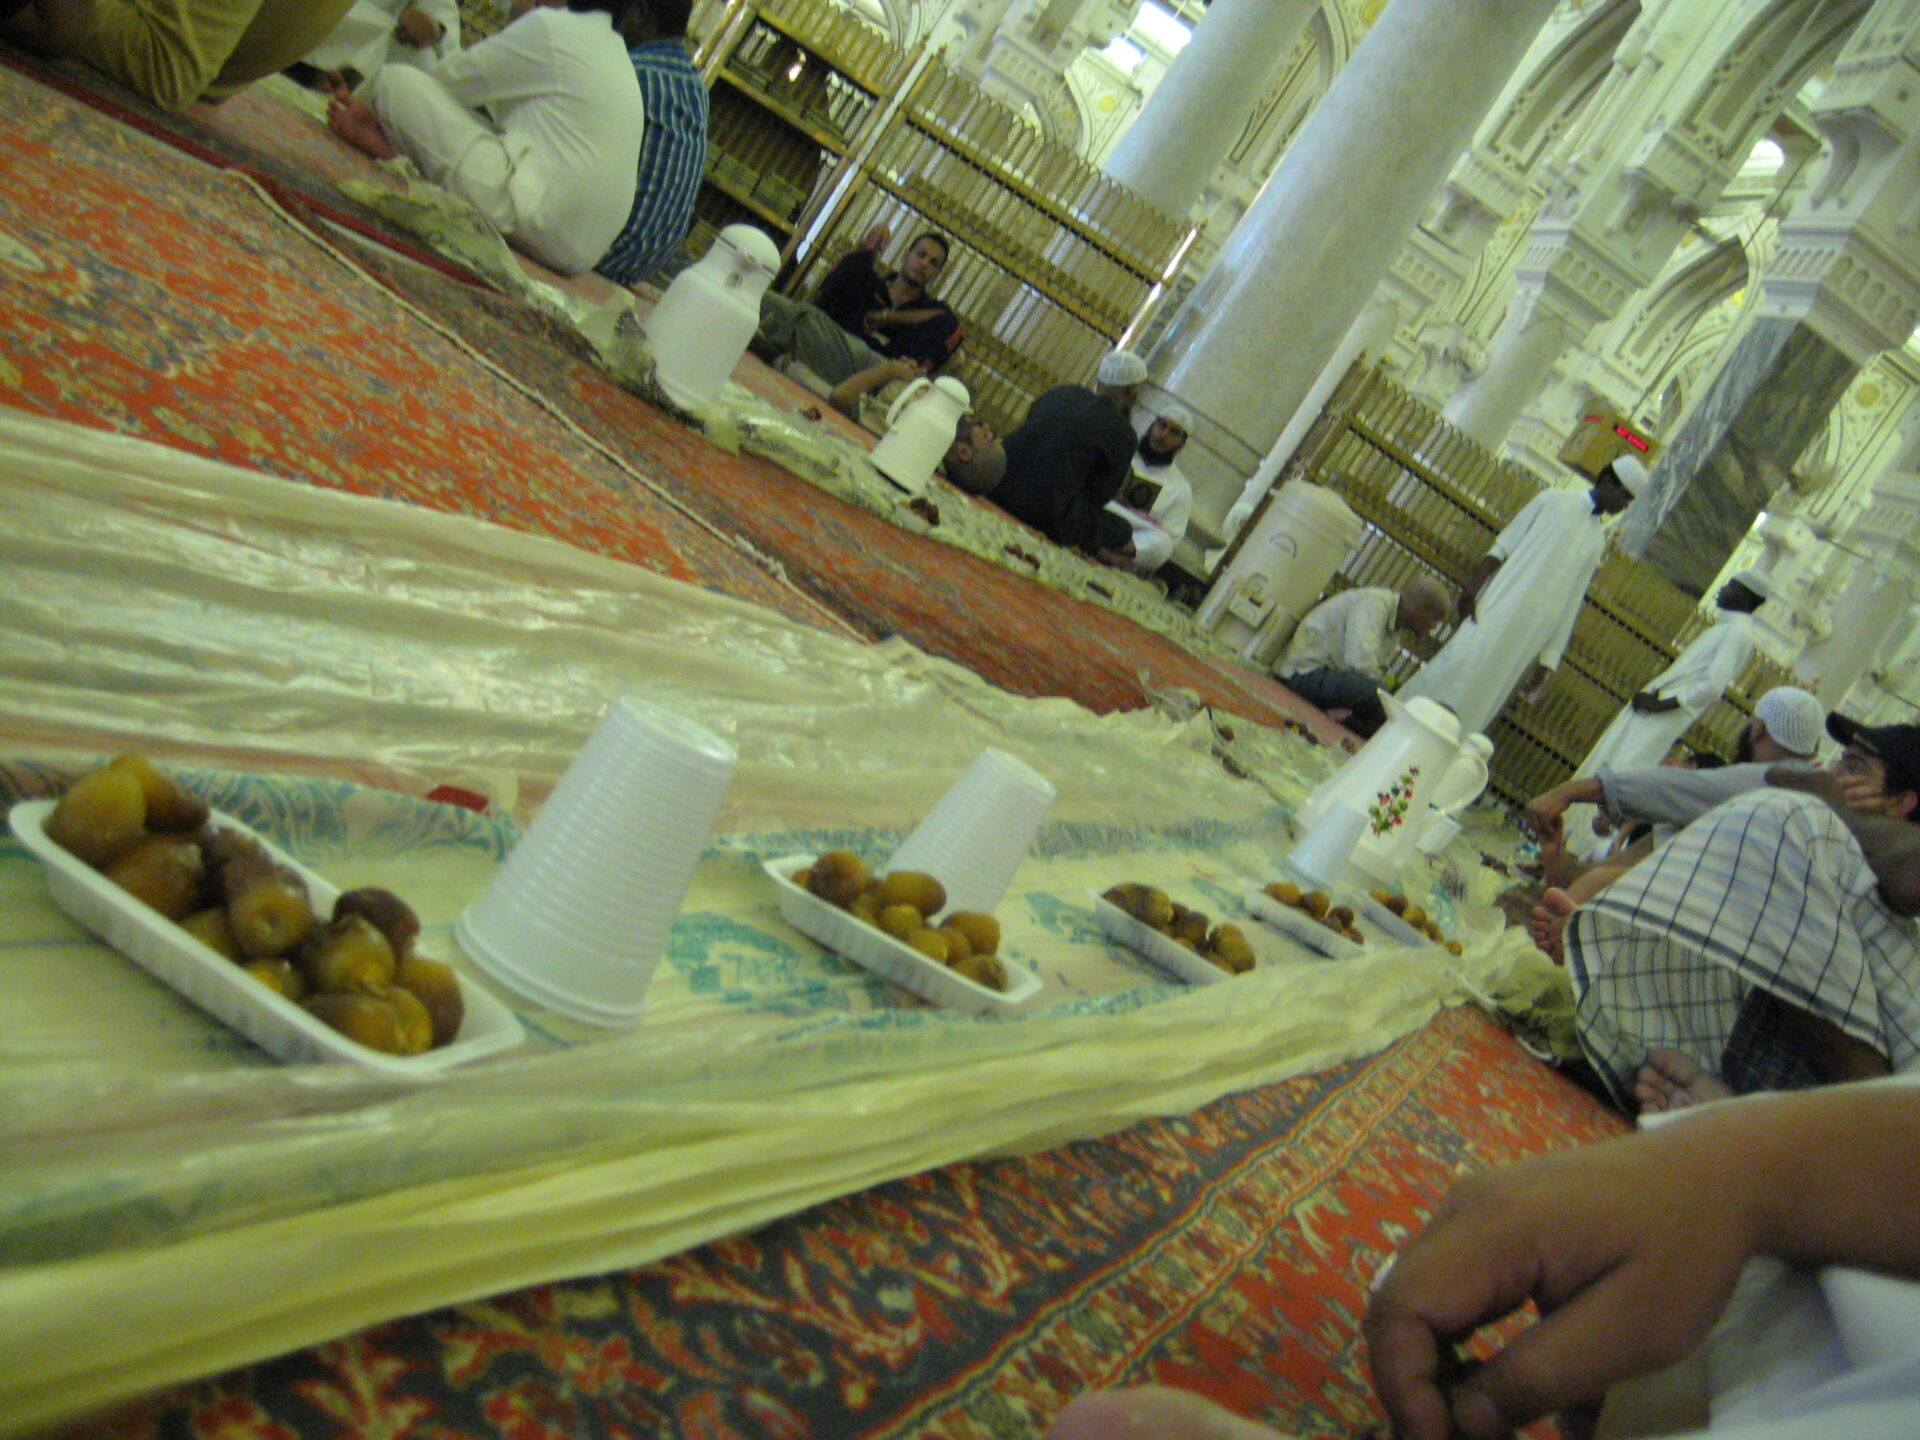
left=1577, top=568, right=1769, bottom=777
left=1401, top=456, right=1645, bottom=735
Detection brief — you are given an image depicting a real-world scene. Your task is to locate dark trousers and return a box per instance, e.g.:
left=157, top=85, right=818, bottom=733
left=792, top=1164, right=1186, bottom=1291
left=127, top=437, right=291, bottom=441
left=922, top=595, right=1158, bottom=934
left=1282, top=666, right=1387, bottom=737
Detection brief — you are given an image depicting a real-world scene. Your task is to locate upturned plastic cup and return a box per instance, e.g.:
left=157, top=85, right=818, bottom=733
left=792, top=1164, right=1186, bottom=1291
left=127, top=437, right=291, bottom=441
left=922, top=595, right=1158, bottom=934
left=1416, top=812, right=1464, bottom=856
left=456, top=697, right=737, bottom=1027
left=1284, top=799, right=1367, bottom=891
left=882, top=748, right=1056, bottom=913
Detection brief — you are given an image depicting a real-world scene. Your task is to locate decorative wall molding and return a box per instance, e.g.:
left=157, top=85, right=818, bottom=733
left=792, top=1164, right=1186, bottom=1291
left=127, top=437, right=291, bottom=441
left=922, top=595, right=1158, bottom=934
left=1762, top=225, right=1920, bottom=361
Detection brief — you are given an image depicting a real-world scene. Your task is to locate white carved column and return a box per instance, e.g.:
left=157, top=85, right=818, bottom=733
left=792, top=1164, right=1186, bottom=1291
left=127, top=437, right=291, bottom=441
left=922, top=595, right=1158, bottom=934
left=1793, top=474, right=1920, bottom=705
left=1430, top=0, right=1839, bottom=454
left=1442, top=288, right=1586, bottom=446
left=1220, top=296, right=1408, bottom=539
left=1146, top=0, right=1559, bottom=522
left=1100, top=0, right=1318, bottom=219
left=974, top=0, right=1141, bottom=114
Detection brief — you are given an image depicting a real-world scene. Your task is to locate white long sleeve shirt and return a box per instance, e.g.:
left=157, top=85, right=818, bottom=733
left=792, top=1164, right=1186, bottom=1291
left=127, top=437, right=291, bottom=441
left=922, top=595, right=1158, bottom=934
left=1277, top=586, right=1398, bottom=679
left=423, top=8, right=643, bottom=274
left=1579, top=609, right=1756, bottom=775
left=1104, top=457, right=1193, bottom=573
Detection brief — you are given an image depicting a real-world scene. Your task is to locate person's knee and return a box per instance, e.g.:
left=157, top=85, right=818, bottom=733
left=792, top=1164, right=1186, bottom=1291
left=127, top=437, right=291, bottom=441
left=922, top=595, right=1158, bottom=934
left=80, top=0, right=230, bottom=108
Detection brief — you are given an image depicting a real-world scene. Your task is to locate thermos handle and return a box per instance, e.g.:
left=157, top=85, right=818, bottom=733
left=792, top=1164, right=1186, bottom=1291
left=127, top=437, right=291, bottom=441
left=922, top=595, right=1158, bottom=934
left=886, top=377, right=931, bottom=428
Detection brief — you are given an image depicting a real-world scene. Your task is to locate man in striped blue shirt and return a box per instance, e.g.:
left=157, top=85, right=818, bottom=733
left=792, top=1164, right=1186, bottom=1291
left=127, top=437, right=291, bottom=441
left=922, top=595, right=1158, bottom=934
left=595, top=0, right=707, bottom=285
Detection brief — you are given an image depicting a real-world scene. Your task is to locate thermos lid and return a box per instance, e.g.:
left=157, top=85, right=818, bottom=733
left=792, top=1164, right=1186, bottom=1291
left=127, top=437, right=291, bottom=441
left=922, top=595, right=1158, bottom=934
left=716, top=224, right=780, bottom=273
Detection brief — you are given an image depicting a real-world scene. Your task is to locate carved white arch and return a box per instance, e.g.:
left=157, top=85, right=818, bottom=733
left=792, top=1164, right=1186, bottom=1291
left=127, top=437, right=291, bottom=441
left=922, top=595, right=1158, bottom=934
left=1618, top=235, right=1750, bottom=368
left=1677, top=0, right=1872, bottom=173
left=1481, top=0, right=1637, bottom=176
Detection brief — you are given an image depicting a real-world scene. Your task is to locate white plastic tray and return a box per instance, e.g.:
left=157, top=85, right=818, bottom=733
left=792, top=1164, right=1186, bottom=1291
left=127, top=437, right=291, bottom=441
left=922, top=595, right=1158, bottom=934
left=1090, top=893, right=1248, bottom=985
left=10, top=799, right=524, bottom=1075
left=765, top=854, right=1038, bottom=1014
left=1242, top=886, right=1365, bottom=959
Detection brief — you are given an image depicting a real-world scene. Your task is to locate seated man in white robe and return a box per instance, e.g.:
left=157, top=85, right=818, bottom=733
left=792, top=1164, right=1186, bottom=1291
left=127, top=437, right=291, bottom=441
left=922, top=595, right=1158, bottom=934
left=1101, top=401, right=1194, bottom=576
left=324, top=0, right=643, bottom=276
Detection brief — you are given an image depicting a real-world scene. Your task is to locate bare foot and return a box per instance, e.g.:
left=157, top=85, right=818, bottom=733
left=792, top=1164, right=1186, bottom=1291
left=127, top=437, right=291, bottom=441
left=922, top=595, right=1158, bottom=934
left=1048, top=1388, right=1296, bottom=1440
left=1527, top=886, right=1576, bottom=962
left=327, top=93, right=397, bottom=159
left=1633, top=1048, right=1733, bottom=1115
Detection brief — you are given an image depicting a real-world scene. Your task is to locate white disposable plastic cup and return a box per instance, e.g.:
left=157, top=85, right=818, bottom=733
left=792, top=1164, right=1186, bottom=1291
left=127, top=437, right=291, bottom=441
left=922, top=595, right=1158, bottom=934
left=456, top=697, right=737, bottom=1027
left=882, top=748, right=1056, bottom=914
left=1416, top=813, right=1464, bottom=856
left=1285, top=800, right=1366, bottom=890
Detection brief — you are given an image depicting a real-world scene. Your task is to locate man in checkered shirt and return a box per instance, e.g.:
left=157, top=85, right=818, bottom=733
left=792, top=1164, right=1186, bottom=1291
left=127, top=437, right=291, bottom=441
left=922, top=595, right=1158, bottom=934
left=1566, top=716, right=1920, bottom=1112
left=593, top=0, right=707, bottom=286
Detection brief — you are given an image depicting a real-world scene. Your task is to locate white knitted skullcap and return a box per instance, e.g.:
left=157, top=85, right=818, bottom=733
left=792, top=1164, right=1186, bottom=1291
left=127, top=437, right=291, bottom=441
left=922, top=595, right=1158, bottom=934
left=1754, top=686, right=1824, bottom=757
left=1097, top=350, right=1148, bottom=386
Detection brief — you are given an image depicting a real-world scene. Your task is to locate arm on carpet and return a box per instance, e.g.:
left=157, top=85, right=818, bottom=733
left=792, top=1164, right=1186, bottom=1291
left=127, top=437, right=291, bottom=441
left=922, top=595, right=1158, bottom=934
left=1365, top=1085, right=1920, bottom=1440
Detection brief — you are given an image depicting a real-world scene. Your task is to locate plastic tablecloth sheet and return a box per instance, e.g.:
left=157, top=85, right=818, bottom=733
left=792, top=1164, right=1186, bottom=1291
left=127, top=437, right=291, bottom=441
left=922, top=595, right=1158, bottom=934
left=0, top=410, right=1556, bottom=1434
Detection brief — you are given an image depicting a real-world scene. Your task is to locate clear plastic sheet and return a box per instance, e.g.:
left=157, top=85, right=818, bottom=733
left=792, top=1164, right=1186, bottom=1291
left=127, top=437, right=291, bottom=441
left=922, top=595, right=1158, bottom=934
left=0, top=411, right=1550, bottom=1433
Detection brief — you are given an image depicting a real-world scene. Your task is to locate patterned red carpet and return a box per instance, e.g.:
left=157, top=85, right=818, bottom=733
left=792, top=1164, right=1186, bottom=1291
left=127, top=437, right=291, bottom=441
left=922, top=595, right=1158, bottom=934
left=55, top=1008, right=1623, bottom=1440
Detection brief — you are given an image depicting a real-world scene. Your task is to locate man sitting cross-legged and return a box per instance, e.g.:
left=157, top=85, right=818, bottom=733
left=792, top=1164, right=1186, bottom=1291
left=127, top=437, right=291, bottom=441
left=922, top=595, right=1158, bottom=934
left=1563, top=768, right=1920, bottom=1114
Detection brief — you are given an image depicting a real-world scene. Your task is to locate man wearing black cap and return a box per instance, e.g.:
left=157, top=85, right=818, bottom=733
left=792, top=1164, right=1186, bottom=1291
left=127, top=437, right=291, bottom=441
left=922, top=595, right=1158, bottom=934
left=1824, top=714, right=1920, bottom=821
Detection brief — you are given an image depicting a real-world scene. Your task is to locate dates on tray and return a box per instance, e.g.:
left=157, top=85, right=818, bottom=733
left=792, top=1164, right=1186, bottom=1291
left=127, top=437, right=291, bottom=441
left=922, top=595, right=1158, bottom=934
left=44, top=754, right=464, bottom=1054
left=1262, top=880, right=1363, bottom=944
left=793, top=851, right=1007, bottom=991
left=1102, top=883, right=1254, bottom=975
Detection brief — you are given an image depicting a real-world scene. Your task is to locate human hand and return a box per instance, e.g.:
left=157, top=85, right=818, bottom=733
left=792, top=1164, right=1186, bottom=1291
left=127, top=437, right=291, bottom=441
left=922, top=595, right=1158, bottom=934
left=1765, top=764, right=1849, bottom=807
left=1629, top=691, right=1664, bottom=714
left=393, top=5, right=444, bottom=46
left=882, top=357, right=927, bottom=383
left=1520, top=789, right=1569, bottom=847
left=1521, top=665, right=1552, bottom=703
left=1365, top=1127, right=1759, bottom=1440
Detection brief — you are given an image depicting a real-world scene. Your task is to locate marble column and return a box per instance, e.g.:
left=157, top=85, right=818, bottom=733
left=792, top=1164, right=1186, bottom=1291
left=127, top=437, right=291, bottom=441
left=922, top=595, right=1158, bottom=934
left=1221, top=296, right=1407, bottom=538
left=1100, top=0, right=1318, bottom=219
left=1620, top=2, right=1920, bottom=593
left=1148, top=0, right=1558, bottom=508
left=1623, top=319, right=1862, bottom=594
left=1441, top=296, right=1573, bottom=447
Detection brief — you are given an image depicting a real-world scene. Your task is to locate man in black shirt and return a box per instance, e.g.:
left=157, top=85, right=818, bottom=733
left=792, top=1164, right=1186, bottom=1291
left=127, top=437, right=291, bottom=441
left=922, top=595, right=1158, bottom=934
left=811, top=230, right=962, bottom=373
left=755, top=227, right=962, bottom=385
left=989, top=350, right=1147, bottom=557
